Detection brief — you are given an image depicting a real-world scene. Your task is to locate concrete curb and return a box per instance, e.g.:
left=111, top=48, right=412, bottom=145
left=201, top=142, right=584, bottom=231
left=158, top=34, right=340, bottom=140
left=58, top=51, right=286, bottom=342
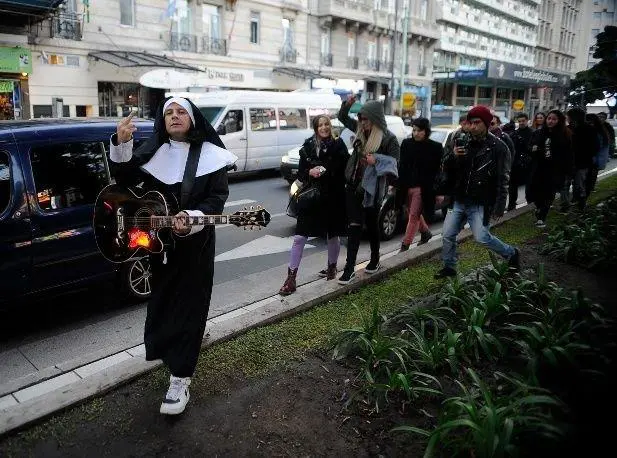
left=0, top=197, right=571, bottom=436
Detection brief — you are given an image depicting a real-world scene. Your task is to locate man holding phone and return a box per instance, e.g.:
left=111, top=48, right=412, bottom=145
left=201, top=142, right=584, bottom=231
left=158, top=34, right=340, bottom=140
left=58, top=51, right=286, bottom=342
left=435, top=105, right=519, bottom=279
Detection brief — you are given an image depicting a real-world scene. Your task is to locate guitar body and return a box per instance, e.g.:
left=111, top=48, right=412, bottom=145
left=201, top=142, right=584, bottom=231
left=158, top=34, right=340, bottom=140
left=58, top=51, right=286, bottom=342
left=94, top=184, right=175, bottom=263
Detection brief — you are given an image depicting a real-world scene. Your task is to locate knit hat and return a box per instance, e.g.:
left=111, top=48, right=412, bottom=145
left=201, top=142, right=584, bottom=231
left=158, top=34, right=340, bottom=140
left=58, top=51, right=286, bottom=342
left=359, top=100, right=388, bottom=132
left=467, top=106, right=493, bottom=129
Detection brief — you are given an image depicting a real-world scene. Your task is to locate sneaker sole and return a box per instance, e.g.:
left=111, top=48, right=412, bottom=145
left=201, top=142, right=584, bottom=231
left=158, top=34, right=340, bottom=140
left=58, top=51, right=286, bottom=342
left=364, top=264, right=380, bottom=274
left=160, top=392, right=190, bottom=415
left=337, top=274, right=355, bottom=285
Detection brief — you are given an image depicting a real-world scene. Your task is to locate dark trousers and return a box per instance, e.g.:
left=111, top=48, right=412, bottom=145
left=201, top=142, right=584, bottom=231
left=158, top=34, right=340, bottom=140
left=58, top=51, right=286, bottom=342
left=585, top=166, right=599, bottom=199
left=345, top=187, right=379, bottom=270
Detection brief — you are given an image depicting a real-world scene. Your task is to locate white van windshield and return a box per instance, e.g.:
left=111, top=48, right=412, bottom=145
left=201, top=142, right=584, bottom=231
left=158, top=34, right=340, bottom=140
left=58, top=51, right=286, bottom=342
left=199, top=106, right=225, bottom=124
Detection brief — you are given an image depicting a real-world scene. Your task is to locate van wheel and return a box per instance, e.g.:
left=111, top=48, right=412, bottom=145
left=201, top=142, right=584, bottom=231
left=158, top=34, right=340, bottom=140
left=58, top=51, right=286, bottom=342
left=120, top=258, right=152, bottom=301
left=379, top=203, right=398, bottom=241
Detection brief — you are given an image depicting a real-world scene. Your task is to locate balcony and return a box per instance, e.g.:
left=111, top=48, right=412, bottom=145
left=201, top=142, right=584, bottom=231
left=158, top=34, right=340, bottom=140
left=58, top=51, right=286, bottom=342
left=28, top=11, right=83, bottom=42
left=0, top=0, right=64, bottom=27
left=347, top=56, right=359, bottom=69
left=317, top=0, right=374, bottom=26
left=280, top=48, right=298, bottom=64
left=321, top=53, right=333, bottom=67
left=366, top=58, right=381, bottom=71
left=167, top=33, right=227, bottom=55
left=202, top=36, right=227, bottom=56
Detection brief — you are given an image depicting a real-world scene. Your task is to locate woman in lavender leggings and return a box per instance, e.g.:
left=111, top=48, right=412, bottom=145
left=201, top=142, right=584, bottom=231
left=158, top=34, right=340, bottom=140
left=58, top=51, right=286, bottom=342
left=279, top=116, right=349, bottom=295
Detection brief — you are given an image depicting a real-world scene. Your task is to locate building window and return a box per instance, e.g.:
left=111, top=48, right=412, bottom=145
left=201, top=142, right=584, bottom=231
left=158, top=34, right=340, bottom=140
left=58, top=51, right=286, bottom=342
left=381, top=41, right=390, bottom=64
left=420, top=0, right=428, bottom=20
left=203, top=4, right=220, bottom=39
left=0, top=151, right=10, bottom=215
left=278, top=108, right=307, bottom=130
left=30, top=142, right=109, bottom=211
left=456, top=85, right=475, bottom=98
left=250, top=11, right=260, bottom=44
left=282, top=18, right=295, bottom=50
left=119, top=0, right=134, bottom=26
left=512, top=88, right=525, bottom=100
left=348, top=35, right=356, bottom=58
left=478, top=87, right=492, bottom=100
left=321, top=30, right=330, bottom=56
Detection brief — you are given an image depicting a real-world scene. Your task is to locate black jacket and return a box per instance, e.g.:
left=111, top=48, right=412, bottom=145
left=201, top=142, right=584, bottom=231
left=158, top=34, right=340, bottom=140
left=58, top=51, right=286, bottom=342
left=569, top=123, right=600, bottom=170
left=443, top=133, right=510, bottom=219
left=398, top=137, right=443, bottom=220
left=295, top=136, right=349, bottom=237
left=509, top=126, right=533, bottom=171
left=528, top=127, right=573, bottom=202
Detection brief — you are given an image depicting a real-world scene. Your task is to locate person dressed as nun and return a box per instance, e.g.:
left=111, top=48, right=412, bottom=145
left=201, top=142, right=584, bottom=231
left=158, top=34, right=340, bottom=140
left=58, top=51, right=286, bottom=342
left=110, top=97, right=237, bottom=415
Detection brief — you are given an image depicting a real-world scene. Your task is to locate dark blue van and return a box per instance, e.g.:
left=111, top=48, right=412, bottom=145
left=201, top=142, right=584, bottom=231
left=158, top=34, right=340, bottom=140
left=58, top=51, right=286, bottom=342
left=0, top=118, right=154, bottom=308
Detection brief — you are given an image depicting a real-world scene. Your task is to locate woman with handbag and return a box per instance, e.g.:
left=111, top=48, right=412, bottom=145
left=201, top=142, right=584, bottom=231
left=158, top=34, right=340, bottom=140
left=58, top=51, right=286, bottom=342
left=279, top=116, right=349, bottom=295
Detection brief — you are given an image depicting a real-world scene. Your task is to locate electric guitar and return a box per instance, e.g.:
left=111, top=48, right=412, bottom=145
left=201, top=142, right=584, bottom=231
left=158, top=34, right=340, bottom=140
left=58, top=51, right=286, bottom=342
left=93, top=184, right=271, bottom=263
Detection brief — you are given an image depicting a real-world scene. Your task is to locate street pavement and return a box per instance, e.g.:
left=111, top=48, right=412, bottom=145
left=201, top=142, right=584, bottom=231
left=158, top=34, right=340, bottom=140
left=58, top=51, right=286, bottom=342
left=0, top=164, right=615, bottom=435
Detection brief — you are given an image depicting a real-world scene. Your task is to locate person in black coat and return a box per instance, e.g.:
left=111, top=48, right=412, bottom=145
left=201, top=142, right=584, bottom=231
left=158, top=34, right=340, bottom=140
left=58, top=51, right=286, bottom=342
left=279, top=116, right=349, bottom=295
left=566, top=107, right=600, bottom=210
left=397, top=117, right=442, bottom=251
left=110, top=97, right=237, bottom=415
left=528, top=110, right=573, bottom=227
left=508, top=113, right=533, bottom=210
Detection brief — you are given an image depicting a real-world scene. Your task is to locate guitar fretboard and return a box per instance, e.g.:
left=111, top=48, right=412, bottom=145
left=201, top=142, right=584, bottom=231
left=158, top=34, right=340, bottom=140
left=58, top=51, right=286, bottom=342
left=151, top=215, right=232, bottom=228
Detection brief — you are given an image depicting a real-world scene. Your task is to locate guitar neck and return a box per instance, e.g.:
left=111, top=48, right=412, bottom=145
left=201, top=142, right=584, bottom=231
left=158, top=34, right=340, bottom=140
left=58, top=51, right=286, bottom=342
left=151, top=214, right=231, bottom=228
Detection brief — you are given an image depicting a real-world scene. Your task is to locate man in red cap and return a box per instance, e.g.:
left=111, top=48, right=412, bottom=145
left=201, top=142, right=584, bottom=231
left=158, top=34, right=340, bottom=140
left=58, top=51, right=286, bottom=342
left=435, top=105, right=519, bottom=279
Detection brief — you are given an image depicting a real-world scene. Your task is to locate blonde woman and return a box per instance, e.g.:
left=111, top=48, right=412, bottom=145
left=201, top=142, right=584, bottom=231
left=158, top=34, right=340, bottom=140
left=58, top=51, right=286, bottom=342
left=336, top=95, right=400, bottom=284
left=279, top=116, right=349, bottom=295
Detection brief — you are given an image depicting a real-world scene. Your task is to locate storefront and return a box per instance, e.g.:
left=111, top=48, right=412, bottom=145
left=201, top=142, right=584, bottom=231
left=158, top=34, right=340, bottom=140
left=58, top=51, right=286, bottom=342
left=0, top=46, right=32, bottom=120
left=432, top=59, right=571, bottom=123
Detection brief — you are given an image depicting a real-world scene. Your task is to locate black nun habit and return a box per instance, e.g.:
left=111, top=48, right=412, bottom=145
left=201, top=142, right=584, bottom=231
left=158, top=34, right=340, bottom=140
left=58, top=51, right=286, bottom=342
left=109, top=97, right=237, bottom=377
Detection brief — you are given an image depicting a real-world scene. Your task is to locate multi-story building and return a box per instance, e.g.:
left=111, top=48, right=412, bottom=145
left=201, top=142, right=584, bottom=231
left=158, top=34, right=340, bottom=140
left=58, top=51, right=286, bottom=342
left=0, top=0, right=316, bottom=120
left=582, top=0, right=617, bottom=70
left=533, top=0, right=582, bottom=112
left=432, top=0, right=573, bottom=120
left=307, top=0, right=440, bottom=116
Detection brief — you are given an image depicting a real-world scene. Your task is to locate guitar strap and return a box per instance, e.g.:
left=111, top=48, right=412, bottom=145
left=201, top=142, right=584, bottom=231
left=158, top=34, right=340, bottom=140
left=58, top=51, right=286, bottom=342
left=180, top=142, right=202, bottom=209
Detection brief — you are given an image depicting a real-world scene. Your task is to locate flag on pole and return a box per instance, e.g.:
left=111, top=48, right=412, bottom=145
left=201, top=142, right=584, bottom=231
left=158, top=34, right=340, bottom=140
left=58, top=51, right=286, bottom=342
left=160, top=0, right=178, bottom=21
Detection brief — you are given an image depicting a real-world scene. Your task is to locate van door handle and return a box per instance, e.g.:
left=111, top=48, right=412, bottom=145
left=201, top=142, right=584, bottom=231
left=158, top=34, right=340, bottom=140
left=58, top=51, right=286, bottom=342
left=239, top=137, right=247, bottom=141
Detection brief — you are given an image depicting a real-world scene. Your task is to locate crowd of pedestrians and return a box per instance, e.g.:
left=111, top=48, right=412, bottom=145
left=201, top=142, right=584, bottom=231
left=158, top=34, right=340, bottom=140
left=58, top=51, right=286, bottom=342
left=281, top=99, right=614, bottom=291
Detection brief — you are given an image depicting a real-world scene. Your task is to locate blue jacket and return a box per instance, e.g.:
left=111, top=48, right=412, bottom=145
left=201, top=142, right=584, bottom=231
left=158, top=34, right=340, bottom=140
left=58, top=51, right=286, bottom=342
left=361, top=154, right=398, bottom=207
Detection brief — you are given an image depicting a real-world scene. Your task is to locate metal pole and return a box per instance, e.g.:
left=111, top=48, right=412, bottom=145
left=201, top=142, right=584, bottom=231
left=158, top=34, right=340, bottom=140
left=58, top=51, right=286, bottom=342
left=387, top=0, right=400, bottom=114
left=399, top=0, right=410, bottom=117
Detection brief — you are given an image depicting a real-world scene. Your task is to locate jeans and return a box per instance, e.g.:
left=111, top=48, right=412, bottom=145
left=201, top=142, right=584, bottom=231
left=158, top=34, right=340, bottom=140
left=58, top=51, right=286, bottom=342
left=442, top=201, right=515, bottom=270
left=402, top=187, right=429, bottom=246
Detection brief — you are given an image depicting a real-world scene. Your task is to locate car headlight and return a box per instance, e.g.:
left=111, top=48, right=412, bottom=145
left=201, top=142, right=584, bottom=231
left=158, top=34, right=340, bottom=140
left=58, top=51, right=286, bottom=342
left=281, top=155, right=290, bottom=164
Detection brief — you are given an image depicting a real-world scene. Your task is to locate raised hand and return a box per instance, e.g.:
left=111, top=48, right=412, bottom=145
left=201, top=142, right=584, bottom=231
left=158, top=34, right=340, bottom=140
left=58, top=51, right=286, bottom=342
left=346, top=94, right=357, bottom=106
left=117, top=111, right=137, bottom=144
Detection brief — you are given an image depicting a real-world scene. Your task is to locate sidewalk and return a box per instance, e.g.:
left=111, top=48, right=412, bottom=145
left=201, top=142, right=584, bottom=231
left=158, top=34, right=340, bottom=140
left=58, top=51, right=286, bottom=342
left=3, top=164, right=616, bottom=435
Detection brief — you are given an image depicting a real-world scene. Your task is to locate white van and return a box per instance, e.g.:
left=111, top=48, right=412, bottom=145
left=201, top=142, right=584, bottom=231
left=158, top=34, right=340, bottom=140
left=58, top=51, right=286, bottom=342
left=166, top=90, right=342, bottom=173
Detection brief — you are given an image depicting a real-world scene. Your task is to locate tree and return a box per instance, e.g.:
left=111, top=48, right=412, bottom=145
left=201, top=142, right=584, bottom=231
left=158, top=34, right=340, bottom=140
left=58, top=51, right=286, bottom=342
left=569, top=26, right=617, bottom=116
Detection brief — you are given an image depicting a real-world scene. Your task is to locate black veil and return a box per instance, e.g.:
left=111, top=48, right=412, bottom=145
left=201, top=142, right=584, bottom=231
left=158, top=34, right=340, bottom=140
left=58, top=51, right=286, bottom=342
left=133, top=96, right=226, bottom=161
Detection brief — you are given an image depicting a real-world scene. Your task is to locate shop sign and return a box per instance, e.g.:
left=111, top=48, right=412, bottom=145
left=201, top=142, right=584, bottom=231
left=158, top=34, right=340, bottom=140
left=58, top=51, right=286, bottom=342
left=487, top=60, right=570, bottom=86
left=140, top=69, right=193, bottom=89
left=0, top=47, right=33, bottom=74
left=512, top=99, right=525, bottom=111
left=402, top=92, right=416, bottom=110
left=191, top=66, right=252, bottom=87
left=0, top=80, right=15, bottom=93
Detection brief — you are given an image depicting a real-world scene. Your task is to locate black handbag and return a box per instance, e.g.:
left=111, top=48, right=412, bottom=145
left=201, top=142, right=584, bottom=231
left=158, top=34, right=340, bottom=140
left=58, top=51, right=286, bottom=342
left=293, top=184, right=321, bottom=212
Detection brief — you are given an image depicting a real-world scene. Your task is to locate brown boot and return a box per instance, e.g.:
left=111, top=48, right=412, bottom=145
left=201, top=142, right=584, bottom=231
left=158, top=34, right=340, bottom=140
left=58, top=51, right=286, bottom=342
left=279, top=267, right=298, bottom=296
left=326, top=263, right=337, bottom=280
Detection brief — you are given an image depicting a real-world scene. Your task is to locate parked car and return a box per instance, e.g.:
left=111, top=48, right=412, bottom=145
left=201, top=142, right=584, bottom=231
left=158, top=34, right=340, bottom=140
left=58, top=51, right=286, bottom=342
left=280, top=115, right=410, bottom=184
left=0, top=118, right=155, bottom=308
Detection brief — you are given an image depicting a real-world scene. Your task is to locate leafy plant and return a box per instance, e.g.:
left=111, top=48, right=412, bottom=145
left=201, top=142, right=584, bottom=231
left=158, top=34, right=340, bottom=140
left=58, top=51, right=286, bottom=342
left=331, top=303, right=388, bottom=360
left=458, top=299, right=505, bottom=362
left=394, top=369, right=566, bottom=458
left=404, top=322, right=462, bottom=374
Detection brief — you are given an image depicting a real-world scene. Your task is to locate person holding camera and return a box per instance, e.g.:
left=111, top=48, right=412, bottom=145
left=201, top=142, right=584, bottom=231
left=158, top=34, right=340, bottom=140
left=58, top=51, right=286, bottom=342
left=279, top=116, right=349, bottom=295
left=435, top=106, right=520, bottom=279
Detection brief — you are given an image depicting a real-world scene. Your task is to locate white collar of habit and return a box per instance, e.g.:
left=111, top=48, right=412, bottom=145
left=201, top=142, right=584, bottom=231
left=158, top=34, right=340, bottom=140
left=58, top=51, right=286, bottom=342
left=141, top=140, right=238, bottom=185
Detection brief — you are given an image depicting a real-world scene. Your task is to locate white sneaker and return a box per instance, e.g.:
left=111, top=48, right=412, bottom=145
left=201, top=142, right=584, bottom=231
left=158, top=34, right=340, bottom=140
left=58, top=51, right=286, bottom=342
left=160, top=376, right=191, bottom=415
left=535, top=220, right=546, bottom=228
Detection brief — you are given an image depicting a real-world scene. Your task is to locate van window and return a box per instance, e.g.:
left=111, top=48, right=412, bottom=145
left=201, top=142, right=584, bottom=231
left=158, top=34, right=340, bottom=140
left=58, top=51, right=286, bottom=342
left=30, top=142, right=110, bottom=211
left=199, top=106, right=224, bottom=124
left=250, top=108, right=276, bottom=131
left=278, top=108, right=307, bottom=130
left=222, top=110, right=244, bottom=134
left=0, top=151, right=10, bottom=215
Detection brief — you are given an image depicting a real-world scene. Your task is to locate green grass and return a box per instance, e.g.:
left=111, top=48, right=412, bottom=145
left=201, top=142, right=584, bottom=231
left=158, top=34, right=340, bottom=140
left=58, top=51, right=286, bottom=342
left=2, top=173, right=616, bottom=451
